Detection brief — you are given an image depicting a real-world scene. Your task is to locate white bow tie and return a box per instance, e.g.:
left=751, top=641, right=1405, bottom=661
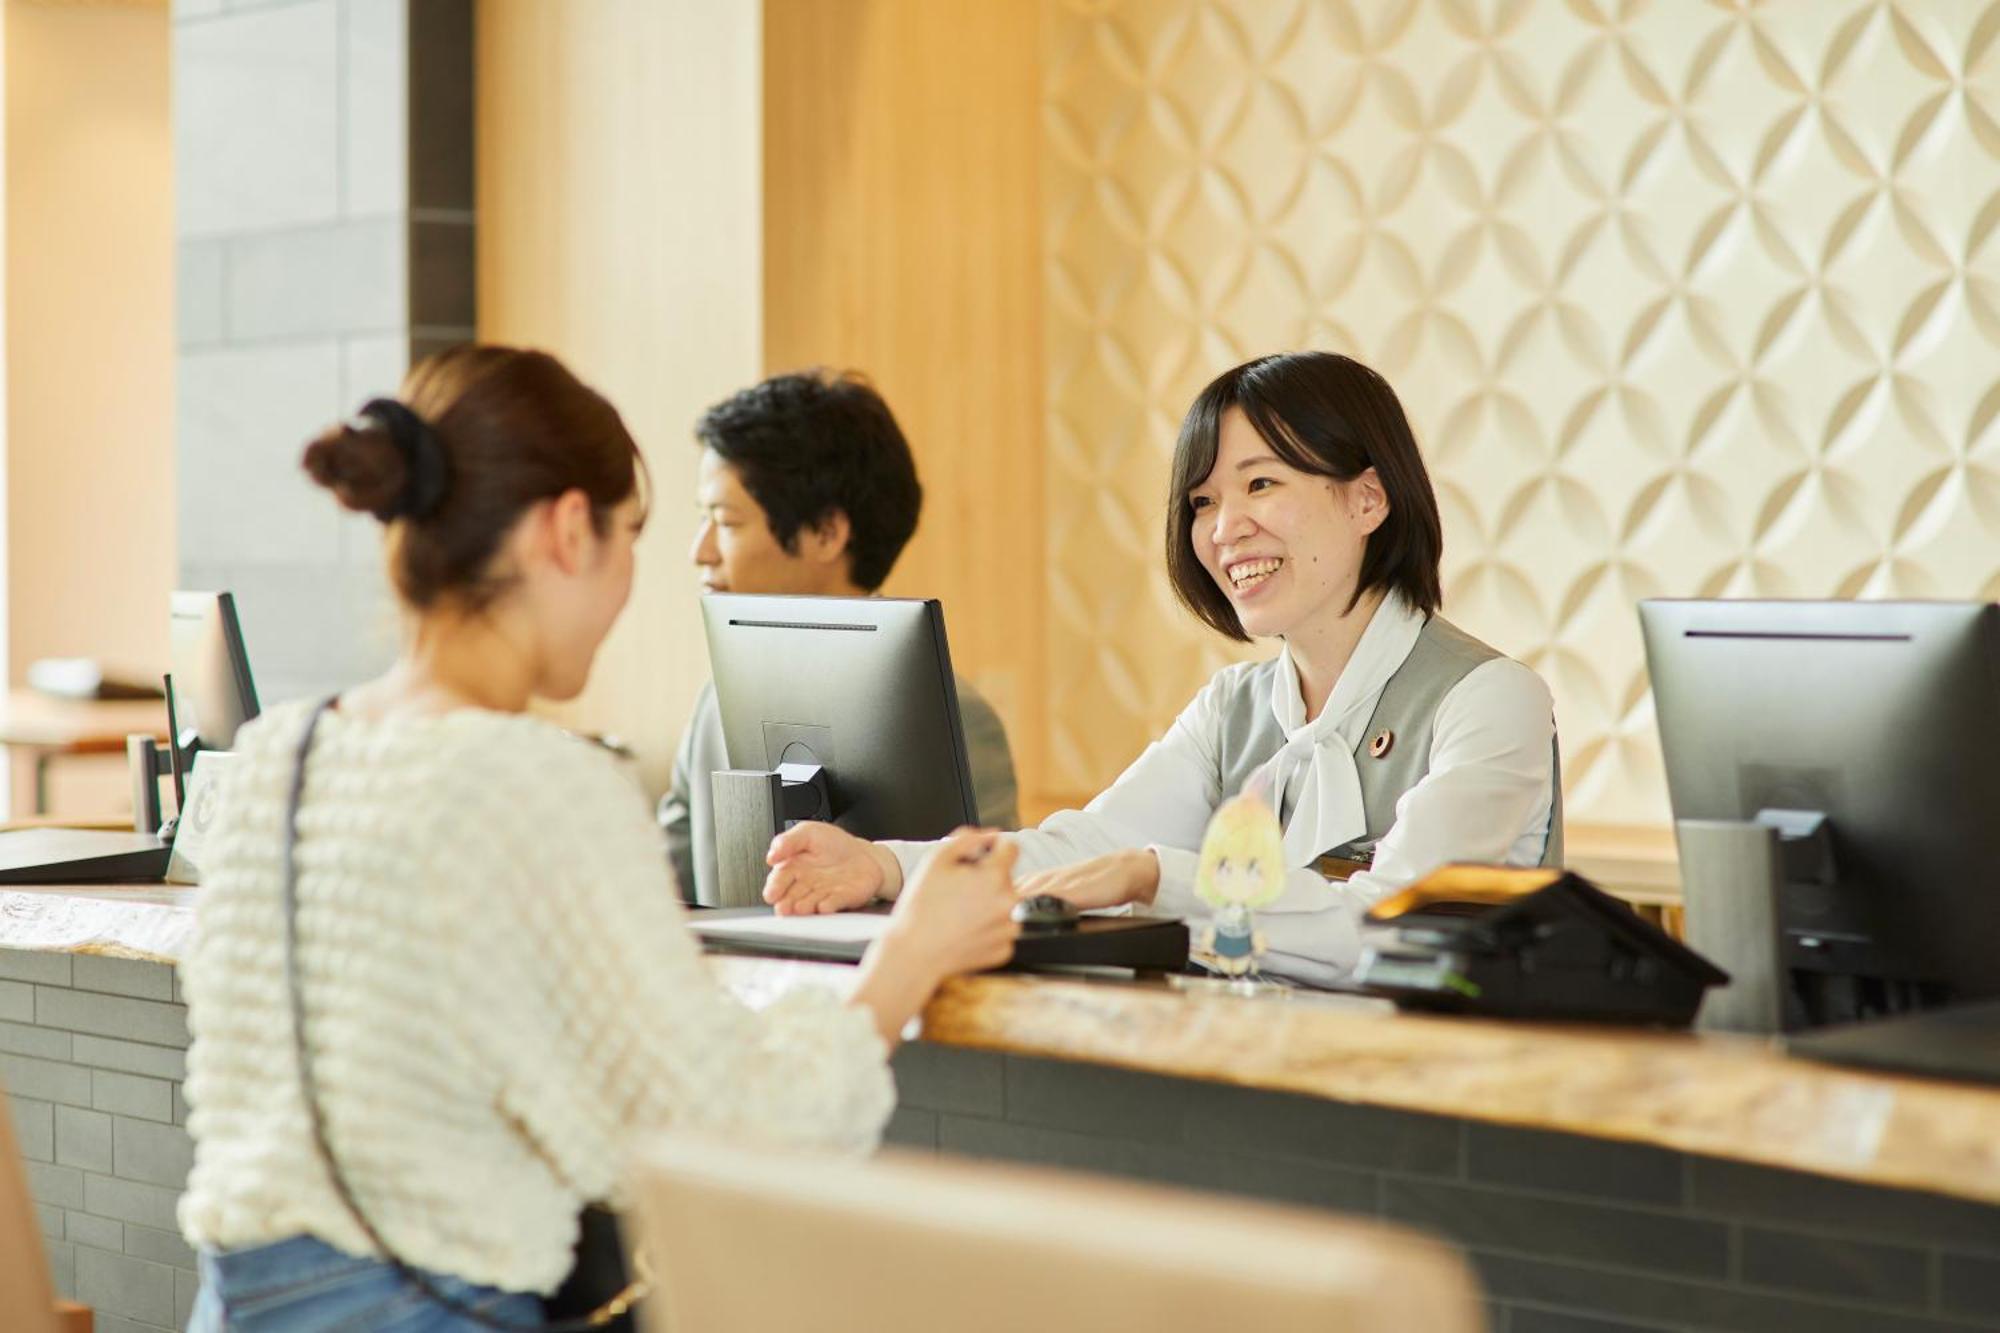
left=1259, top=599, right=1425, bottom=869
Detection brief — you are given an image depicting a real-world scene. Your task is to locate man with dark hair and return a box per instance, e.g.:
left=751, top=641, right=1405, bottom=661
left=661, top=369, right=1019, bottom=904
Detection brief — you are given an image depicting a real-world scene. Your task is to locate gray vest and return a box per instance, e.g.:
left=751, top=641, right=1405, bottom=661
left=1213, top=616, right=1563, bottom=870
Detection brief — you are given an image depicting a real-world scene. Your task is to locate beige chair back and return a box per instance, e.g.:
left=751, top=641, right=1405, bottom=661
left=631, top=1138, right=1484, bottom=1333
left=1, top=1081, right=60, bottom=1333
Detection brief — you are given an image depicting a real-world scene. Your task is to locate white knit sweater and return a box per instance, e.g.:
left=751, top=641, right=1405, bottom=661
left=178, top=700, right=895, bottom=1294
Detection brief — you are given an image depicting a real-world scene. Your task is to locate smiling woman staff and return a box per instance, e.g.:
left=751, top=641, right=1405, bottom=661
left=763, top=351, right=1561, bottom=987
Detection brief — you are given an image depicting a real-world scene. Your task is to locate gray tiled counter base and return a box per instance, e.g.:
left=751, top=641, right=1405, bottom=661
left=2, top=950, right=194, bottom=1333
left=886, top=1042, right=2000, bottom=1333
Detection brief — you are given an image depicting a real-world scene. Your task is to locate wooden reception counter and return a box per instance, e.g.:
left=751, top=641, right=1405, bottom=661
left=2, top=883, right=1995, bottom=1206
left=712, top=954, right=2000, bottom=1210
left=5, top=884, right=1998, bottom=1331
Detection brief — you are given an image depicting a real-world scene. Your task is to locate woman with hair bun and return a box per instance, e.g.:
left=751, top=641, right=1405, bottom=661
left=179, top=345, right=1020, bottom=1330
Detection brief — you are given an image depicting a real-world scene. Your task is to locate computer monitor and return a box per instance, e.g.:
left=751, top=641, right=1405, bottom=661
left=1639, top=599, right=2000, bottom=1025
left=169, top=590, right=260, bottom=754
left=701, top=594, right=977, bottom=844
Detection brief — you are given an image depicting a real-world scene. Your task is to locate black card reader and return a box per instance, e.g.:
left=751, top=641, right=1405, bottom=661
left=1354, top=865, right=1729, bottom=1027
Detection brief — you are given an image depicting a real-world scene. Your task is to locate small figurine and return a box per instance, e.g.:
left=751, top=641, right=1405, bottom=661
left=1191, top=788, right=1286, bottom=978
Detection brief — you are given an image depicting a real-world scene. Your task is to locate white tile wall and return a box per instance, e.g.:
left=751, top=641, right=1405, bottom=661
left=224, top=216, right=406, bottom=340
left=174, top=1, right=340, bottom=237
left=338, top=331, right=410, bottom=404
left=176, top=240, right=226, bottom=347
left=177, top=340, right=345, bottom=565
left=342, top=0, right=409, bottom=218
left=183, top=559, right=396, bottom=706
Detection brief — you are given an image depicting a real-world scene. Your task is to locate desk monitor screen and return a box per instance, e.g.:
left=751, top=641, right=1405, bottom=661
left=170, top=590, right=260, bottom=753
left=701, top=594, right=977, bottom=842
left=1640, top=599, right=1999, bottom=1015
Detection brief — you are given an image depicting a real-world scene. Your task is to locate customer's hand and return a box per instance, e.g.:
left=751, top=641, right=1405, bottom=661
left=763, top=821, right=897, bottom=915
left=1015, top=848, right=1160, bottom=911
left=881, top=830, right=1022, bottom=980
left=850, top=830, right=1021, bottom=1045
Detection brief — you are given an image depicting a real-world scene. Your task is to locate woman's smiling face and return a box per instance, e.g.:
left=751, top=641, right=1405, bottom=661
left=1186, top=407, right=1388, bottom=641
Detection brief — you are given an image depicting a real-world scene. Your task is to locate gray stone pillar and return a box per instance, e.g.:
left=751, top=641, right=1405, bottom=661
left=173, top=0, right=471, bottom=704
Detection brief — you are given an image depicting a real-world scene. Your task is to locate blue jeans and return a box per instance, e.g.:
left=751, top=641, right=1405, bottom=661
left=188, top=1234, right=545, bottom=1332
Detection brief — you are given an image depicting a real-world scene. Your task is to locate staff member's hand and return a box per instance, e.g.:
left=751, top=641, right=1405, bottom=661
left=1014, top=848, right=1161, bottom=911
left=763, top=821, right=904, bottom=915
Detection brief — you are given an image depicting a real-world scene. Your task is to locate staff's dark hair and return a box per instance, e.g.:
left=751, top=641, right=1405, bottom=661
left=302, top=345, right=647, bottom=611
left=1165, top=352, right=1443, bottom=642
left=695, top=370, right=921, bottom=592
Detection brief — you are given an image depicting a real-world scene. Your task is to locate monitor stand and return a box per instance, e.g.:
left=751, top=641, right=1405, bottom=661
left=1676, top=817, right=1791, bottom=1033
left=710, top=762, right=830, bottom=909
left=1677, top=811, right=1941, bottom=1034
left=1788, top=999, right=2000, bottom=1087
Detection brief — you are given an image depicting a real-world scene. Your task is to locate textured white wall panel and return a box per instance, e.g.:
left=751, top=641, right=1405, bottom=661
left=1045, top=0, right=2000, bottom=826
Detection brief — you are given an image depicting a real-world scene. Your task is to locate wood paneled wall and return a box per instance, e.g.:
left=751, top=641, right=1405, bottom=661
left=763, top=0, right=1049, bottom=817
left=475, top=0, right=762, bottom=793
left=5, top=0, right=174, bottom=816
left=5, top=1, right=174, bottom=684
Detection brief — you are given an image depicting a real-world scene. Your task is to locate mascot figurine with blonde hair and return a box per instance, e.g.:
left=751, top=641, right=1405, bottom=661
left=1192, top=786, right=1286, bottom=978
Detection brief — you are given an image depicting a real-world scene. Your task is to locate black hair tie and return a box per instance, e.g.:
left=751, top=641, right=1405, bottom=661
left=356, top=397, right=452, bottom=522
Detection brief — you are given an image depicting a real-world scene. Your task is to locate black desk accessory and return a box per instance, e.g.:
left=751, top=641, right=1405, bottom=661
left=1788, top=999, right=2000, bottom=1087
left=689, top=906, right=1190, bottom=974
left=128, top=668, right=189, bottom=837
left=0, top=827, right=172, bottom=884
left=1012, top=893, right=1080, bottom=930
left=1353, top=865, right=1729, bottom=1026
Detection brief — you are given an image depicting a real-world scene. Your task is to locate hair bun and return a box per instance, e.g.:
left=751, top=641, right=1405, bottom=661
left=302, top=420, right=408, bottom=519
left=301, top=398, right=452, bottom=523
left=356, top=398, right=451, bottom=520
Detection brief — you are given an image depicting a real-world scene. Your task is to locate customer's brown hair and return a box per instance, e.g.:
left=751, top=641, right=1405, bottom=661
left=302, top=345, right=646, bottom=611
left=1165, top=352, right=1443, bottom=642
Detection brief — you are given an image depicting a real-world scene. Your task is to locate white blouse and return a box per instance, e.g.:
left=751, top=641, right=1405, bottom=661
left=890, top=596, right=1556, bottom=986
left=180, top=702, right=894, bottom=1293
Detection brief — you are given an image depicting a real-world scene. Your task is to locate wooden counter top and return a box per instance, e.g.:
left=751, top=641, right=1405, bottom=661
left=4, top=888, right=1992, bottom=1209
left=0, top=882, right=193, bottom=961
left=708, top=954, right=2000, bottom=1210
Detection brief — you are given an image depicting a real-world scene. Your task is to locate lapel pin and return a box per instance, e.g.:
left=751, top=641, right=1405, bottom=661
left=1369, top=729, right=1395, bottom=759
